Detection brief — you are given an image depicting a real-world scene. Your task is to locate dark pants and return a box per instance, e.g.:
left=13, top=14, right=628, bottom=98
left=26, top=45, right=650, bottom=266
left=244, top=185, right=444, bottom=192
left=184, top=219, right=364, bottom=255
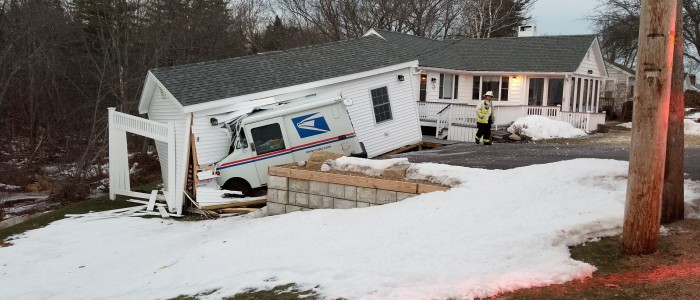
left=475, top=122, right=492, bottom=145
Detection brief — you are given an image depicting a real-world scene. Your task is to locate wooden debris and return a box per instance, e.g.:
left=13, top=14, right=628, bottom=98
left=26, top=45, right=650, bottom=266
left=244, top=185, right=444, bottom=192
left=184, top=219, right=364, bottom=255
left=217, top=208, right=259, bottom=214
left=199, top=198, right=267, bottom=210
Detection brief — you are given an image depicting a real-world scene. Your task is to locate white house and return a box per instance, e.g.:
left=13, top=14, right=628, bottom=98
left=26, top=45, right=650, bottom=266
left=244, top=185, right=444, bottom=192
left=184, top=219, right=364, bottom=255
left=109, top=35, right=423, bottom=215
left=364, top=29, right=609, bottom=139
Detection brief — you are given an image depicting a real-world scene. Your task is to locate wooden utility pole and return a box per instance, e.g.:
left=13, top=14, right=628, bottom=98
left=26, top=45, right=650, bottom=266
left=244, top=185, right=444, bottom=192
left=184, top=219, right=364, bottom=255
left=662, top=0, right=685, bottom=224
left=623, top=0, right=677, bottom=255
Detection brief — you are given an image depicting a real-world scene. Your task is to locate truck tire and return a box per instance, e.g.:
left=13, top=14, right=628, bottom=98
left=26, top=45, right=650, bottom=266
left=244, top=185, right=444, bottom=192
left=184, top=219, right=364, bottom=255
left=223, top=178, right=251, bottom=196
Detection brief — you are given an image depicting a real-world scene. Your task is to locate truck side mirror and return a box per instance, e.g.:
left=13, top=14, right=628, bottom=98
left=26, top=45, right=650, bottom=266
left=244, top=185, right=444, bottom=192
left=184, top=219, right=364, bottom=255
left=241, top=141, right=248, bottom=148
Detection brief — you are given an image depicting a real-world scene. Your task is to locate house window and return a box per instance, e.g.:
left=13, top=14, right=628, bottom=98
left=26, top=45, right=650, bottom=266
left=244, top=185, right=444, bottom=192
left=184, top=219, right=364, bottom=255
left=370, top=86, right=393, bottom=123
left=528, top=78, right=545, bottom=106
left=500, top=77, right=509, bottom=101
left=547, top=78, right=564, bottom=106
left=439, top=73, right=458, bottom=99
left=473, top=76, right=509, bottom=101
left=472, top=76, right=480, bottom=100
left=570, top=77, right=577, bottom=111
left=251, top=123, right=286, bottom=155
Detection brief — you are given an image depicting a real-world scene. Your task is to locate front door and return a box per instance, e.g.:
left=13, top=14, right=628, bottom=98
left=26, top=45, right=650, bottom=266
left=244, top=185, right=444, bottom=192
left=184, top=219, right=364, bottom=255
left=248, top=117, right=294, bottom=185
left=419, top=74, right=427, bottom=101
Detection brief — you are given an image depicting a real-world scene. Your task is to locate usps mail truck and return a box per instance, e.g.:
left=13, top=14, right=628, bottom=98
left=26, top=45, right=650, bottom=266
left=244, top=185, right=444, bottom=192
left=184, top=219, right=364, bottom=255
left=215, top=97, right=365, bottom=194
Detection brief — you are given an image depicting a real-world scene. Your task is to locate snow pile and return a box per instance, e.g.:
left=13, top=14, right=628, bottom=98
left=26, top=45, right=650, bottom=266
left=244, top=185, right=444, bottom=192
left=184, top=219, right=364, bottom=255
left=0, top=183, right=21, bottom=191
left=617, top=122, right=633, bottom=129
left=1, top=159, right=700, bottom=300
left=687, top=112, right=700, bottom=120
left=508, top=115, right=587, bottom=140
left=617, top=120, right=700, bottom=135
left=686, top=119, right=700, bottom=136
left=333, top=157, right=409, bottom=176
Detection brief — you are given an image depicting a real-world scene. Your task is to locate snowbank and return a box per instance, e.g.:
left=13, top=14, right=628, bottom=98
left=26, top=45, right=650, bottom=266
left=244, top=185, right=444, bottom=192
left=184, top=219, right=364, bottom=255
left=507, top=115, right=587, bottom=140
left=617, top=122, right=633, bottom=129
left=618, top=120, right=700, bottom=136
left=1, top=159, right=700, bottom=300
left=687, top=112, right=700, bottom=120
left=333, top=157, right=408, bottom=176
left=686, top=119, right=700, bottom=136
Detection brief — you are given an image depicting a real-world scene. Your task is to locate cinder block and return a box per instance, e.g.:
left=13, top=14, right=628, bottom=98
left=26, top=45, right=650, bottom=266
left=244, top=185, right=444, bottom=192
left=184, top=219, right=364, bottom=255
left=309, top=181, right=329, bottom=196
left=267, top=203, right=286, bottom=215
left=381, top=164, right=410, bottom=180
left=376, top=190, right=397, bottom=204
left=356, top=202, right=370, bottom=208
left=334, top=199, right=357, bottom=209
left=344, top=185, right=357, bottom=201
left=328, top=183, right=345, bottom=198
left=289, top=178, right=310, bottom=193
left=267, top=188, right=278, bottom=203
left=397, top=192, right=417, bottom=202
left=286, top=205, right=303, bottom=213
left=288, top=191, right=297, bottom=205
left=357, top=187, right=376, bottom=203
left=322, top=196, right=334, bottom=209
left=296, top=193, right=310, bottom=207
left=276, top=190, right=288, bottom=205
left=267, top=176, right=288, bottom=190
left=309, top=194, right=323, bottom=209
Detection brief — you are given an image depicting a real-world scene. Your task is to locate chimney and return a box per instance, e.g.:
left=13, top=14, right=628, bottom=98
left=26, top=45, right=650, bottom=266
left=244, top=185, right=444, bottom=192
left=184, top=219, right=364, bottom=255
left=691, top=74, right=697, bottom=85
left=518, top=25, right=537, bottom=37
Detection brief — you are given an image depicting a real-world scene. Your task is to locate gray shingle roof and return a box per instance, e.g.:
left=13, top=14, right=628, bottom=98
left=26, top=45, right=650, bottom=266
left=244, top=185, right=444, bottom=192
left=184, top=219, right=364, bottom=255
left=150, top=35, right=412, bottom=107
left=375, top=30, right=597, bottom=73
left=150, top=30, right=598, bottom=108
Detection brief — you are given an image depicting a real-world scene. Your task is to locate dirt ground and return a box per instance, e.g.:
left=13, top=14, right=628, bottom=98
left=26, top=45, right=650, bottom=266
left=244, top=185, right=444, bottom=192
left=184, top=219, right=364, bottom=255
left=493, top=219, right=700, bottom=300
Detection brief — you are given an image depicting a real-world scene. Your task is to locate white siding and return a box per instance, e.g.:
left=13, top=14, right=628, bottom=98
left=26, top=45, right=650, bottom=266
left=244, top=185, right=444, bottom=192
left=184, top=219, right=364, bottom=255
left=335, top=69, right=422, bottom=157
left=191, top=114, right=231, bottom=166
left=147, top=87, right=188, bottom=196
left=274, top=68, right=422, bottom=158
left=575, top=46, right=605, bottom=77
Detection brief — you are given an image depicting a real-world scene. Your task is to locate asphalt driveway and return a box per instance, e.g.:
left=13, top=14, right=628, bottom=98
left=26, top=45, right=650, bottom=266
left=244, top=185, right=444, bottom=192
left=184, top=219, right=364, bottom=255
left=391, top=142, right=700, bottom=181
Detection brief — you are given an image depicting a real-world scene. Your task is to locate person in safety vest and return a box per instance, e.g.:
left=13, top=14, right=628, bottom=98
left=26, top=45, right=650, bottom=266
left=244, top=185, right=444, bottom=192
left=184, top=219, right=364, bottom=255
left=475, top=91, right=495, bottom=145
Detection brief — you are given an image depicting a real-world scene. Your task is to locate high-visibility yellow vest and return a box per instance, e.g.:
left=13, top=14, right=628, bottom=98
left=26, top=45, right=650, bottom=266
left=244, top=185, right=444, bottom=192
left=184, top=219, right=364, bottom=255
left=476, top=100, right=495, bottom=124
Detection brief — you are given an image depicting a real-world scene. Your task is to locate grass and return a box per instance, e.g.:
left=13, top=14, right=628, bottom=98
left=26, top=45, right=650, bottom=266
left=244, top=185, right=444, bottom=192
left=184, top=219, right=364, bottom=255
left=169, top=284, right=320, bottom=300
left=495, top=220, right=700, bottom=300
left=0, top=197, right=140, bottom=245
left=1, top=181, right=166, bottom=245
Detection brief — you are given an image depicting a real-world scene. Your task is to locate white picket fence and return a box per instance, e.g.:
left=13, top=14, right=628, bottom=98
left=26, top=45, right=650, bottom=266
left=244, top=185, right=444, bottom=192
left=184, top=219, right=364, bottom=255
left=108, top=108, right=181, bottom=216
left=417, top=102, right=606, bottom=142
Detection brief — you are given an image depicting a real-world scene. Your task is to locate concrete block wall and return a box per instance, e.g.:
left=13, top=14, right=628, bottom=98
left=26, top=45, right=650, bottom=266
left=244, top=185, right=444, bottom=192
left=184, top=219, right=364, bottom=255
left=267, top=175, right=422, bottom=215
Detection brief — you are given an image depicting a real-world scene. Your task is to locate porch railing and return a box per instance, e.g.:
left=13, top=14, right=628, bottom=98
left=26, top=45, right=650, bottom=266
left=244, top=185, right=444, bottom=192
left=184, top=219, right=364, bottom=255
left=417, top=102, right=606, bottom=140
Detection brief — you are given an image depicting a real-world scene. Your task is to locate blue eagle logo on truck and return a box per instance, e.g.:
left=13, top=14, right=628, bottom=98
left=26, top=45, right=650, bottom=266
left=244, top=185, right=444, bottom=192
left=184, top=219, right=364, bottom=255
left=292, top=113, right=330, bottom=138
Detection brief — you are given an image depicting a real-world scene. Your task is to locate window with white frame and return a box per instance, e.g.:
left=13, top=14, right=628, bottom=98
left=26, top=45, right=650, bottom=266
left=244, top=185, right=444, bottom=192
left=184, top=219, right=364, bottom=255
left=370, top=86, right=393, bottom=123
left=439, top=73, right=459, bottom=99
left=472, top=76, right=509, bottom=100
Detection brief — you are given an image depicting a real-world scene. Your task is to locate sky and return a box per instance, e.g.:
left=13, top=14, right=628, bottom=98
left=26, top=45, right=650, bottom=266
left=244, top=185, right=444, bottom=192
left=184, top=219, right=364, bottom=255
left=530, top=0, right=599, bottom=35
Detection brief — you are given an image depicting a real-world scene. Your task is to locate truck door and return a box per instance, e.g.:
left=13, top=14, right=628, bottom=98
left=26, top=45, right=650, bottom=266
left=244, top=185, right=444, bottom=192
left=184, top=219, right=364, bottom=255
left=248, top=117, right=294, bottom=185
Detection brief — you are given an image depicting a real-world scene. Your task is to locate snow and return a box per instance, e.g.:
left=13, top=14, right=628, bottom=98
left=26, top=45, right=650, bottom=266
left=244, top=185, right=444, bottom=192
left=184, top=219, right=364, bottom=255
left=686, top=119, right=700, bottom=136
left=334, top=157, right=409, bottom=176
left=507, top=115, right=587, bottom=140
left=2, top=159, right=700, bottom=300
left=617, top=120, right=700, bottom=136
left=0, top=183, right=21, bottom=191
left=687, top=112, right=700, bottom=119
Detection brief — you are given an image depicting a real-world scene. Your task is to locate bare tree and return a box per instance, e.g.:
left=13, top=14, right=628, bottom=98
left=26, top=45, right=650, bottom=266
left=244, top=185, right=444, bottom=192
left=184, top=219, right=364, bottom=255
left=459, top=0, right=537, bottom=38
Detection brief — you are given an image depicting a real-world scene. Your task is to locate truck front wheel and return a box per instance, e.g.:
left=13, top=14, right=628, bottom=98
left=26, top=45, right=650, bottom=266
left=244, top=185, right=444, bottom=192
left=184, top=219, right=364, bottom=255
left=222, top=178, right=251, bottom=196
